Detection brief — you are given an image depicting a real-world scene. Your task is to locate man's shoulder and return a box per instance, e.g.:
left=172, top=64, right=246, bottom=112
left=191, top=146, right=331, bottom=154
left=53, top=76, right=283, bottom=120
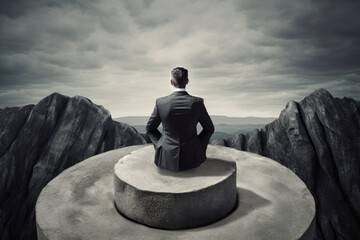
left=188, top=94, right=204, bottom=103
left=155, top=95, right=171, bottom=103
left=155, top=93, right=204, bottom=104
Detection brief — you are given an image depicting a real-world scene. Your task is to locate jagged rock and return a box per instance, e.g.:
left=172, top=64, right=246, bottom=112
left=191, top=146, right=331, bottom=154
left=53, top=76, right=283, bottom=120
left=227, top=133, right=244, bottom=150
left=0, top=105, right=34, bottom=157
left=210, top=138, right=227, bottom=146
left=0, top=92, right=146, bottom=240
left=100, top=121, right=146, bottom=152
left=298, top=89, right=360, bottom=240
left=140, top=133, right=152, bottom=144
left=211, top=88, right=360, bottom=240
left=244, top=128, right=263, bottom=154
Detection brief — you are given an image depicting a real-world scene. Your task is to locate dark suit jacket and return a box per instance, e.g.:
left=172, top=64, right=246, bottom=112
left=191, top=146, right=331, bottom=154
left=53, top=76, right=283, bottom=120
left=146, top=91, right=215, bottom=171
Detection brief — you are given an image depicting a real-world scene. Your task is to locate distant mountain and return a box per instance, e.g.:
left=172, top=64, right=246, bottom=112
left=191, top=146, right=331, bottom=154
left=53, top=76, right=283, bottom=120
left=208, top=115, right=276, bottom=125
left=114, top=116, right=150, bottom=125
left=126, top=123, right=267, bottom=143
left=114, top=115, right=276, bottom=126
left=115, top=115, right=275, bottom=143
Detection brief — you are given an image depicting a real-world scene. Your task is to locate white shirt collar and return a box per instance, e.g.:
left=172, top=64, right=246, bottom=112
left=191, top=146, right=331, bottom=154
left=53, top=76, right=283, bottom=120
left=172, top=87, right=187, bottom=92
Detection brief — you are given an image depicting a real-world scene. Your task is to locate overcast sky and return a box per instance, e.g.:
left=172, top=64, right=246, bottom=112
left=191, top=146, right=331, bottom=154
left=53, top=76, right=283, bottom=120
left=1, top=0, right=359, bottom=118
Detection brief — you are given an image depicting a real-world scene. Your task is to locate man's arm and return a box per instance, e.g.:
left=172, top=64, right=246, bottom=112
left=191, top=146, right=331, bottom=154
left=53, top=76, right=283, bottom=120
left=198, top=99, right=215, bottom=148
left=146, top=101, right=162, bottom=146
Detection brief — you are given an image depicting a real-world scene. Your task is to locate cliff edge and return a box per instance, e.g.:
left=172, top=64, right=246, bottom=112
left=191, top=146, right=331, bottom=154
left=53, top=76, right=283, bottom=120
left=0, top=93, right=146, bottom=240
left=211, top=88, right=360, bottom=239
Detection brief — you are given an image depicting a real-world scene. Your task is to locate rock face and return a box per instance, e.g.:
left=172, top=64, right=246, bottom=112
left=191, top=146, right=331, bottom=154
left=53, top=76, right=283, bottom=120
left=211, top=88, right=360, bottom=240
left=0, top=92, right=146, bottom=240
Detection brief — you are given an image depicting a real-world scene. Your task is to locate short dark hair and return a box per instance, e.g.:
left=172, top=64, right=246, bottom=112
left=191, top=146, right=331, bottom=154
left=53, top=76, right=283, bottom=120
left=171, top=67, right=188, bottom=88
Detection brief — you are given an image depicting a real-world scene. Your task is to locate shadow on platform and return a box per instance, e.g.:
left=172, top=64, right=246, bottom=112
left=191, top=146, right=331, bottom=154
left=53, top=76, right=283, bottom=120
left=210, top=187, right=271, bottom=228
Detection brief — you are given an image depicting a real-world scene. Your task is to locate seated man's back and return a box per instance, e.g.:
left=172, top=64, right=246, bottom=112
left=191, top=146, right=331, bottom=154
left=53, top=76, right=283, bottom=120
left=146, top=67, right=214, bottom=171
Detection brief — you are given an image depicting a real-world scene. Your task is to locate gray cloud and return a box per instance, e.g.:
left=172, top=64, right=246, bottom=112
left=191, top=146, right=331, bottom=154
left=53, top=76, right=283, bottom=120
left=0, top=0, right=359, bottom=118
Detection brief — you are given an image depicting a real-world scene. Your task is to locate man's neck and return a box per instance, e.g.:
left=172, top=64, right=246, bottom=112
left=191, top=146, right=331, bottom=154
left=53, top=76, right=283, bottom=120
left=172, top=87, right=186, bottom=92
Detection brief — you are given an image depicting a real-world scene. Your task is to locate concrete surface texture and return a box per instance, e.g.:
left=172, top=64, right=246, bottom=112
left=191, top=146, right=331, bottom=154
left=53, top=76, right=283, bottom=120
left=114, top=146, right=237, bottom=229
left=36, top=144, right=316, bottom=240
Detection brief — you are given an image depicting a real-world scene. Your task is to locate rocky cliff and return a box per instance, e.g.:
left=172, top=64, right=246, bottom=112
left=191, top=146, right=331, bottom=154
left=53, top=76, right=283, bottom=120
left=0, top=92, right=146, bottom=240
left=211, top=88, right=360, bottom=240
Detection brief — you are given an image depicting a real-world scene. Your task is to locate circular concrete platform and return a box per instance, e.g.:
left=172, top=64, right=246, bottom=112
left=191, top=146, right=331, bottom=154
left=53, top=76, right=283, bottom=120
left=114, top=146, right=237, bottom=229
left=36, top=144, right=316, bottom=240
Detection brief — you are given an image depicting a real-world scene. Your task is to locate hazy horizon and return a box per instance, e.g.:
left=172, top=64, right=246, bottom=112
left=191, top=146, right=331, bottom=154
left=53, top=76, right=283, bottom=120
left=114, top=114, right=277, bottom=118
left=1, top=0, right=359, bottom=118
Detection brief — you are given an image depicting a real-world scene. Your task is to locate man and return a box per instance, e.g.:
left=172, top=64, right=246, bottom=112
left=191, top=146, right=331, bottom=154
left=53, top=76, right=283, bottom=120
left=146, top=67, right=215, bottom=171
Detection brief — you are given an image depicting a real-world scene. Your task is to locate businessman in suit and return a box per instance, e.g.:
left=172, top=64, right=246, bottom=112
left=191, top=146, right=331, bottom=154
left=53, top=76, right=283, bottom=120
left=146, top=67, right=215, bottom=171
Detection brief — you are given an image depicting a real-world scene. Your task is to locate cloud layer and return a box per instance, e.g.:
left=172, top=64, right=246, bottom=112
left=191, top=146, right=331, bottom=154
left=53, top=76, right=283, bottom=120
left=1, top=0, right=359, bottom=117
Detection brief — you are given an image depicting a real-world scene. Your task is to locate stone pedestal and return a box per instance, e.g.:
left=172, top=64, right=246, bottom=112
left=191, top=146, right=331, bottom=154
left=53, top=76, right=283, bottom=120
left=36, top=144, right=316, bottom=240
left=114, top=146, right=237, bottom=229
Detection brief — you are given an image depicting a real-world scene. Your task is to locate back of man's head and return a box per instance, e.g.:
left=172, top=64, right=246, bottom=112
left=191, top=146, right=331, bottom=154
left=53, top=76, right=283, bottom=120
left=171, top=67, right=188, bottom=88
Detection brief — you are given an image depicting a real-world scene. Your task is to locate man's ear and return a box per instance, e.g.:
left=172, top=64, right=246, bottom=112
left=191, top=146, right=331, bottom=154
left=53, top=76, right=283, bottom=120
left=186, top=78, right=189, bottom=85
left=170, top=79, right=174, bottom=86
